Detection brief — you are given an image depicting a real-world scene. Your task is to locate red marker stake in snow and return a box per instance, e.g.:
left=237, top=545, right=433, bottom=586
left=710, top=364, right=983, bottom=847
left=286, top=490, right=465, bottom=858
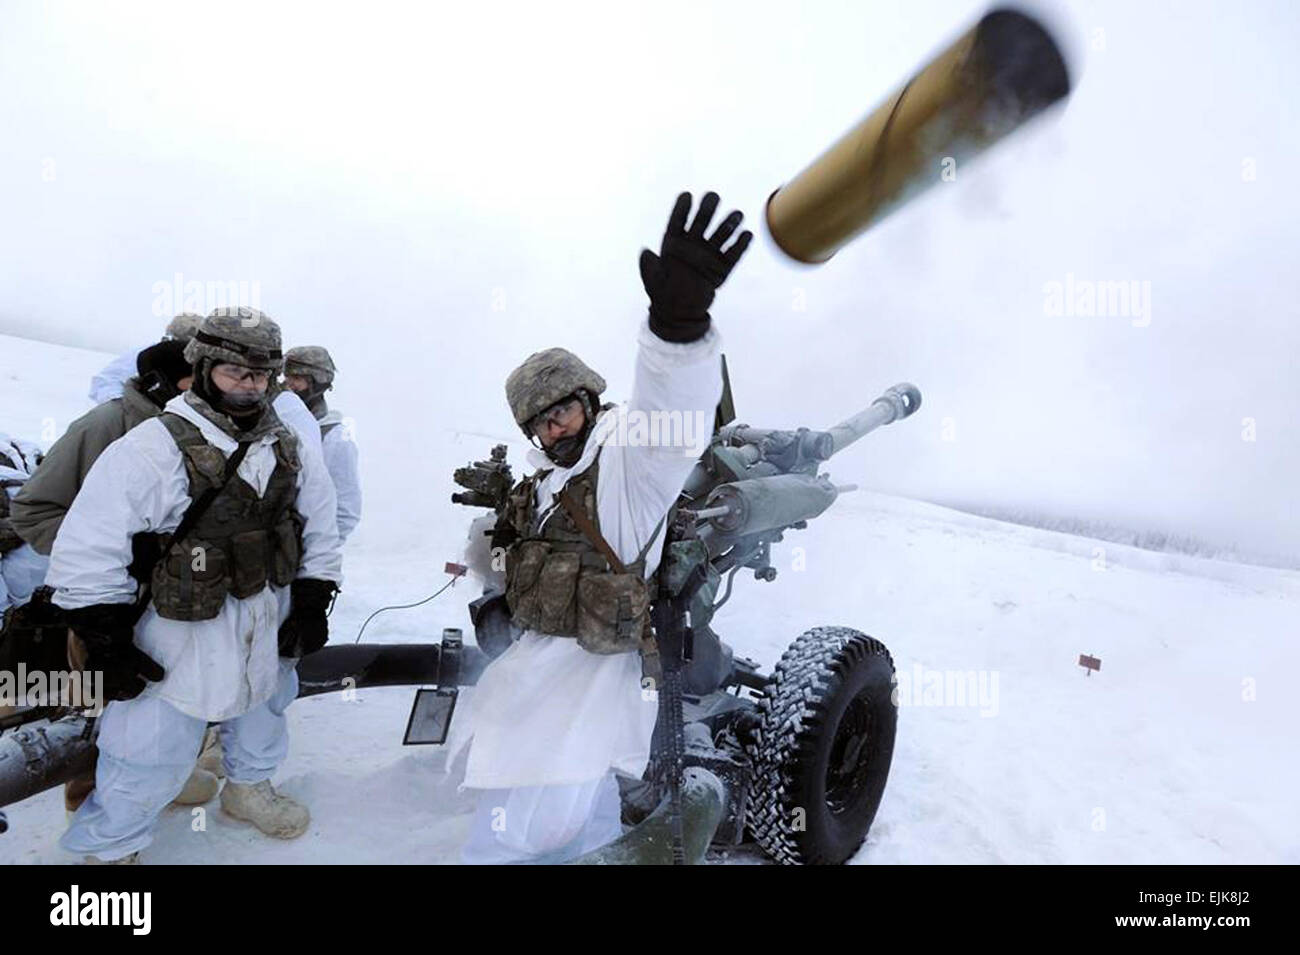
left=1078, top=653, right=1101, bottom=676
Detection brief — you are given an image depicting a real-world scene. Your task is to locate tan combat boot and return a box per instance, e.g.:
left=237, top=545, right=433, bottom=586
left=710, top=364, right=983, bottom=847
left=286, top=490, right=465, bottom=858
left=85, top=852, right=140, bottom=865
left=220, top=780, right=310, bottom=839
left=172, top=767, right=220, bottom=805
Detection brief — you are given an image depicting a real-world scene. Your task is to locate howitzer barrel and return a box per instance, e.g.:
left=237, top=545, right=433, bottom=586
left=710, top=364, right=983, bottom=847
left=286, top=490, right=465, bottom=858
left=296, top=640, right=489, bottom=698
left=0, top=716, right=95, bottom=811
left=826, top=383, right=922, bottom=456
left=766, top=7, right=1071, bottom=263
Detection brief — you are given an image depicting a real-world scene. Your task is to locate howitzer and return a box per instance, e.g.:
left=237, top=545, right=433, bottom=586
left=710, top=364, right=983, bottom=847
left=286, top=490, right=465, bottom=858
left=586, top=382, right=920, bottom=864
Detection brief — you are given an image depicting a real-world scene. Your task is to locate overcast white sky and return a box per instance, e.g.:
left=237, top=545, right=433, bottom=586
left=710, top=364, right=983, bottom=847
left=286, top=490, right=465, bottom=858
left=1, top=0, right=1296, bottom=566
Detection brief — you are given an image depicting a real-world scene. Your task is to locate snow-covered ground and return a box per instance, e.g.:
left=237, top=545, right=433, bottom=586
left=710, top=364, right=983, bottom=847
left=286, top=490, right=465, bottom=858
left=2, top=333, right=1296, bottom=864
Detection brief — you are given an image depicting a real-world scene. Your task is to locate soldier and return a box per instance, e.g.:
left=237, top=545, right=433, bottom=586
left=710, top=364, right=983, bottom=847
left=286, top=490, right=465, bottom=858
left=449, top=191, right=750, bottom=863
left=283, top=346, right=362, bottom=542
left=46, top=307, right=342, bottom=863
left=10, top=339, right=216, bottom=812
left=85, top=324, right=336, bottom=785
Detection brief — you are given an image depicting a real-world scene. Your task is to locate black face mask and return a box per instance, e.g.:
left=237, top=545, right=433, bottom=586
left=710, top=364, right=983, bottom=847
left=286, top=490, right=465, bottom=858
left=545, top=432, right=587, bottom=468
left=194, top=363, right=268, bottom=419
left=220, top=390, right=267, bottom=414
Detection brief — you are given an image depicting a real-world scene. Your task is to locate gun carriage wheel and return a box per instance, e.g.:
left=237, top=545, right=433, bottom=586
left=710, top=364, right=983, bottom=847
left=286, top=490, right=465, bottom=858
left=747, top=626, right=897, bottom=865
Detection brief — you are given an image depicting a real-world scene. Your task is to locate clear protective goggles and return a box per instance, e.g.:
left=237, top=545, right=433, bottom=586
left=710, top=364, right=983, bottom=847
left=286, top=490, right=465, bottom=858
left=528, top=395, right=583, bottom=437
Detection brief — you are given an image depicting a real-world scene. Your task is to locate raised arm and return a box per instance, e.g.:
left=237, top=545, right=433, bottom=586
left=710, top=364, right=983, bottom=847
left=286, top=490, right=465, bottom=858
left=599, top=192, right=751, bottom=560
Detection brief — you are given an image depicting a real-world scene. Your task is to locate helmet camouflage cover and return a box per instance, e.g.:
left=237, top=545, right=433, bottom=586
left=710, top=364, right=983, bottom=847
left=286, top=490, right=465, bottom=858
left=183, top=307, right=283, bottom=371
left=284, top=345, right=337, bottom=387
left=505, top=347, right=606, bottom=433
left=164, top=313, right=203, bottom=342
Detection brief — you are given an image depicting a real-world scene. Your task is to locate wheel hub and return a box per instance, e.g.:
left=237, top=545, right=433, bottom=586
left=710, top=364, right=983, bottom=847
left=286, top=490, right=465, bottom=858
left=825, top=691, right=876, bottom=815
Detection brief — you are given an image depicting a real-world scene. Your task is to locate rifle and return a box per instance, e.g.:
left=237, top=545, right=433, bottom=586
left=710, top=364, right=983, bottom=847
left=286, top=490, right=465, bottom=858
left=649, top=588, right=689, bottom=865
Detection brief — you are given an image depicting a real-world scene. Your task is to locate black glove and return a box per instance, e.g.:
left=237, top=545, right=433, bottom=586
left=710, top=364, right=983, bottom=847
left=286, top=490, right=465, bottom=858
left=128, top=532, right=162, bottom=585
left=639, top=191, right=753, bottom=343
left=278, top=578, right=338, bottom=658
left=65, top=603, right=165, bottom=702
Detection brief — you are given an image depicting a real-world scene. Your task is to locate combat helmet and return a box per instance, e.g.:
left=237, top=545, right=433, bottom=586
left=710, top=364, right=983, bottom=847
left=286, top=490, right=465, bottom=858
left=184, top=307, right=283, bottom=370
left=505, top=348, right=606, bottom=435
left=164, top=313, right=203, bottom=342
left=284, top=346, right=337, bottom=388
left=505, top=347, right=606, bottom=467
left=185, top=307, right=283, bottom=418
left=284, top=345, right=337, bottom=411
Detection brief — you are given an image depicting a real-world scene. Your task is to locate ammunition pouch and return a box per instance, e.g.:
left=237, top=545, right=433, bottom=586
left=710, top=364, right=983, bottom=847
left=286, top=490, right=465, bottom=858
left=504, top=541, right=652, bottom=655
left=575, top=569, right=652, bottom=654
left=151, top=536, right=231, bottom=621
left=148, top=514, right=303, bottom=622
left=505, top=540, right=578, bottom=637
left=501, top=455, right=661, bottom=656
left=270, top=510, right=305, bottom=588
left=149, top=413, right=303, bottom=622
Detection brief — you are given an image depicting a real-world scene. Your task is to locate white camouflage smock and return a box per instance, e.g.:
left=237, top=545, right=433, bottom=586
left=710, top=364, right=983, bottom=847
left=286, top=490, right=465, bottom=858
left=46, top=394, right=343, bottom=722
left=448, top=319, right=722, bottom=789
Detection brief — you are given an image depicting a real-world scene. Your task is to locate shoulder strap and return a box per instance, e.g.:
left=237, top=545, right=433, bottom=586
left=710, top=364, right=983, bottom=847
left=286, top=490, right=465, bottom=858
left=158, top=411, right=206, bottom=450
left=131, top=437, right=252, bottom=621
left=166, top=441, right=252, bottom=549
left=559, top=489, right=667, bottom=575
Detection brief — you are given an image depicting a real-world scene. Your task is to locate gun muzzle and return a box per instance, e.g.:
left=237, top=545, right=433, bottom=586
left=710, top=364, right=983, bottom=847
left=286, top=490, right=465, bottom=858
left=766, top=7, right=1071, bottom=264
left=825, top=383, right=922, bottom=456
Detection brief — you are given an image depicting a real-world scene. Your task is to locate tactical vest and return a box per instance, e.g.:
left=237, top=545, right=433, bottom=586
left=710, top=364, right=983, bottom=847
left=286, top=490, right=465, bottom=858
left=150, top=414, right=304, bottom=621
left=502, top=453, right=663, bottom=655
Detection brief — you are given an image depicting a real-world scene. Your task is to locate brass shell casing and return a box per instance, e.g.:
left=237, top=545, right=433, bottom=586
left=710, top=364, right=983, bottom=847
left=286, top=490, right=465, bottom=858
left=766, top=8, right=1070, bottom=264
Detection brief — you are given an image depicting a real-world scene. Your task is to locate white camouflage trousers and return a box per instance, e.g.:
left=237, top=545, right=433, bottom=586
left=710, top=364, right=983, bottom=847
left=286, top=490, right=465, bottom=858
left=61, top=658, right=299, bottom=861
